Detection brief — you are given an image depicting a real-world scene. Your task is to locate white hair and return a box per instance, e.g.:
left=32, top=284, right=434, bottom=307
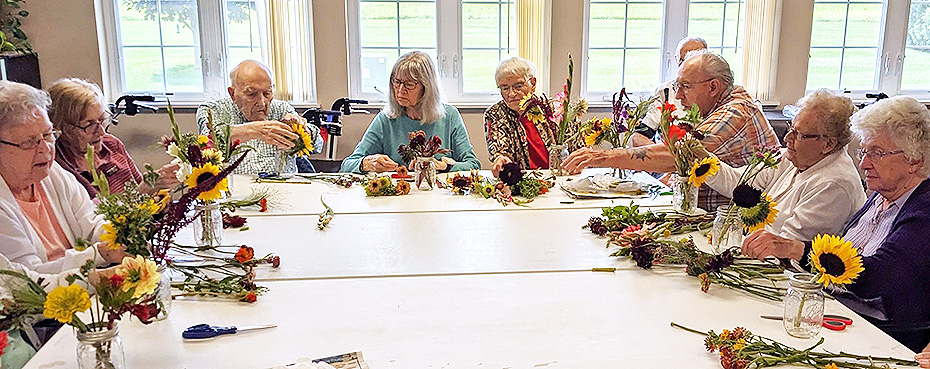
left=690, top=53, right=734, bottom=95
left=495, top=57, right=536, bottom=84
left=850, top=96, right=930, bottom=176
left=385, top=51, right=446, bottom=124
left=229, top=59, right=274, bottom=86
left=0, top=80, right=50, bottom=133
left=796, top=88, right=856, bottom=153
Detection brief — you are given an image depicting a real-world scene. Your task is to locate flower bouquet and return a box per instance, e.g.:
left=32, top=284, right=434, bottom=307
left=364, top=176, right=411, bottom=196
left=445, top=165, right=554, bottom=206
left=399, top=130, right=450, bottom=190
left=671, top=322, right=915, bottom=369
left=611, top=88, right=659, bottom=149
left=546, top=54, right=587, bottom=175
left=583, top=203, right=714, bottom=237
left=657, top=102, right=708, bottom=213
left=708, top=147, right=781, bottom=251
left=169, top=245, right=276, bottom=302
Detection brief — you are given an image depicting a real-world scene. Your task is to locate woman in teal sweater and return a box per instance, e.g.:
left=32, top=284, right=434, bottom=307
left=340, top=51, right=481, bottom=173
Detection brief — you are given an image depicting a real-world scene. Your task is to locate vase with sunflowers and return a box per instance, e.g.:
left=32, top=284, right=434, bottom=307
left=657, top=102, right=707, bottom=214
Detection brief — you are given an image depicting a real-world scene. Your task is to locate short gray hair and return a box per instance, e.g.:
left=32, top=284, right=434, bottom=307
left=47, top=78, right=109, bottom=131
left=0, top=80, right=51, bottom=133
left=229, top=59, right=274, bottom=86
left=796, top=88, right=856, bottom=153
left=386, top=51, right=446, bottom=124
left=495, top=57, right=536, bottom=83
left=850, top=96, right=930, bottom=176
left=692, top=53, right=734, bottom=95
left=677, top=37, right=707, bottom=53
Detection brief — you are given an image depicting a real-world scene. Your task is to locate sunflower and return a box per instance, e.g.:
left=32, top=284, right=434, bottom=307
left=290, top=123, right=315, bottom=157
left=185, top=162, right=228, bottom=201
left=153, top=189, right=171, bottom=212
left=585, top=129, right=603, bottom=147
left=366, top=178, right=383, bottom=195
left=810, top=234, right=863, bottom=287
left=689, top=156, right=720, bottom=187
left=478, top=183, right=495, bottom=198
left=100, top=222, right=122, bottom=250
left=732, top=184, right=763, bottom=208
left=115, top=255, right=161, bottom=298
left=201, top=147, right=225, bottom=163
left=740, top=194, right=778, bottom=233
left=43, top=284, right=91, bottom=324
left=395, top=180, right=411, bottom=195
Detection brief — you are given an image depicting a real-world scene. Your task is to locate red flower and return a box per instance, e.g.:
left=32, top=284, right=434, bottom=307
left=259, top=198, right=268, bottom=212
left=109, top=274, right=125, bottom=287
left=130, top=303, right=160, bottom=324
left=540, top=186, right=548, bottom=194
left=661, top=101, right=677, bottom=113
left=235, top=246, right=255, bottom=263
left=0, top=331, right=8, bottom=356
left=222, top=213, right=247, bottom=229
left=668, top=124, right=688, bottom=141
left=230, top=139, right=241, bottom=152
left=243, top=291, right=257, bottom=303
left=270, top=255, right=281, bottom=268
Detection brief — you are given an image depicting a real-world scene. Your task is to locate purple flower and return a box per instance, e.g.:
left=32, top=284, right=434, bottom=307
left=499, top=162, right=524, bottom=186
left=732, top=184, right=762, bottom=208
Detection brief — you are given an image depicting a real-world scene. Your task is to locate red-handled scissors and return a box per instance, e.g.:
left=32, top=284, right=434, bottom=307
left=760, top=314, right=853, bottom=331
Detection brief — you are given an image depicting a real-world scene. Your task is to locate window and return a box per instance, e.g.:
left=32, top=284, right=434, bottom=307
left=348, top=0, right=517, bottom=102
left=902, top=1, right=930, bottom=92
left=688, top=0, right=744, bottom=85
left=102, top=0, right=300, bottom=103
left=806, top=0, right=883, bottom=91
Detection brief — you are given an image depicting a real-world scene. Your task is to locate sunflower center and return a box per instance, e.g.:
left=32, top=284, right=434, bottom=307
left=818, top=253, right=847, bottom=277
left=695, top=163, right=711, bottom=177
left=196, top=172, right=215, bottom=185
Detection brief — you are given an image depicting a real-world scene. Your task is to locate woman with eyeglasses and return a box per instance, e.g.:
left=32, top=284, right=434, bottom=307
left=741, top=95, right=930, bottom=354
left=47, top=78, right=179, bottom=197
left=701, top=89, right=866, bottom=241
left=0, top=80, right=126, bottom=274
left=340, top=51, right=480, bottom=173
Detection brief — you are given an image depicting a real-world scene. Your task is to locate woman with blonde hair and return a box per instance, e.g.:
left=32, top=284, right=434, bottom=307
left=340, top=51, right=480, bottom=173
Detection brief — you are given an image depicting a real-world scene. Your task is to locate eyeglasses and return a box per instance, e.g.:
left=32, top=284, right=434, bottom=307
left=498, top=82, right=527, bottom=94
left=391, top=79, right=420, bottom=91
left=856, top=148, right=905, bottom=161
left=785, top=125, right=827, bottom=140
left=0, top=130, right=62, bottom=150
left=672, top=78, right=714, bottom=91
left=73, top=116, right=111, bottom=134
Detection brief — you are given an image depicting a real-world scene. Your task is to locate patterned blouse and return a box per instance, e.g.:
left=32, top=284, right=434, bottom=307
left=483, top=100, right=581, bottom=169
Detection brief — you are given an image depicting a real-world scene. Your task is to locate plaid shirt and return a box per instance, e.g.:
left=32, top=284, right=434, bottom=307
left=697, top=86, right=779, bottom=211
left=484, top=100, right=582, bottom=168
left=195, top=98, right=323, bottom=175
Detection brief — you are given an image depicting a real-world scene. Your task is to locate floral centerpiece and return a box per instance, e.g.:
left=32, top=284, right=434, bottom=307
left=545, top=54, right=587, bottom=175
left=705, top=147, right=781, bottom=251
left=657, top=102, right=708, bottom=213
left=445, top=164, right=554, bottom=206
left=399, top=130, right=449, bottom=190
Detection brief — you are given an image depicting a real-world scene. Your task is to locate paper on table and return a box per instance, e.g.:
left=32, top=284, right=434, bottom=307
left=560, top=173, right=667, bottom=199
left=274, top=352, right=368, bottom=369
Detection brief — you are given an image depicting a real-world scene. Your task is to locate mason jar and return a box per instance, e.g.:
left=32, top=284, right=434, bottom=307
left=783, top=272, right=825, bottom=338
left=712, top=205, right=743, bottom=251
left=76, top=325, right=125, bottom=369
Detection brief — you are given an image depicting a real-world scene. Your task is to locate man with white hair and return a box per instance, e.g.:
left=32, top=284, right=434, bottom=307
left=196, top=59, right=323, bottom=174
left=563, top=53, right=779, bottom=211
left=637, top=37, right=708, bottom=139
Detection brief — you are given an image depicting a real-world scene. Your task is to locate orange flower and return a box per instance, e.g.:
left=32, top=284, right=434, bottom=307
left=235, top=246, right=254, bottom=263
left=668, top=124, right=688, bottom=142
left=661, top=101, right=677, bottom=113
left=396, top=165, right=408, bottom=177
left=259, top=198, right=268, bottom=212
left=242, top=291, right=257, bottom=303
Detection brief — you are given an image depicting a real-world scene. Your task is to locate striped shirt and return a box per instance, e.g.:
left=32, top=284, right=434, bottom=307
left=697, top=86, right=779, bottom=211
left=845, top=185, right=919, bottom=257
left=195, top=98, right=324, bottom=175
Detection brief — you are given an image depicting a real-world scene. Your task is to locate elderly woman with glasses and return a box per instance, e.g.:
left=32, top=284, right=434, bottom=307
left=340, top=51, right=481, bottom=173
left=702, top=89, right=866, bottom=241
left=0, top=81, right=125, bottom=273
left=741, top=96, right=930, bottom=353
left=47, top=78, right=178, bottom=198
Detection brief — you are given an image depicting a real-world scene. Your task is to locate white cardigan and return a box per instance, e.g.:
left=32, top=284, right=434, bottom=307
left=0, top=162, right=107, bottom=274
left=706, top=148, right=867, bottom=241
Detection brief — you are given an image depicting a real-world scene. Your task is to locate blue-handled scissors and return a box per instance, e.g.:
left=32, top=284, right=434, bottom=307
left=182, top=323, right=277, bottom=340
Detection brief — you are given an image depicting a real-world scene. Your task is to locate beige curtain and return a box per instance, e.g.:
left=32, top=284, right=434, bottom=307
left=517, top=0, right=551, bottom=94
left=264, top=0, right=314, bottom=101
left=741, top=0, right=781, bottom=101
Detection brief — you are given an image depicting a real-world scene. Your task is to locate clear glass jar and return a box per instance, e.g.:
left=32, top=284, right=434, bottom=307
left=274, top=151, right=297, bottom=179
left=711, top=205, right=743, bottom=252
left=76, top=325, right=125, bottom=369
left=414, top=156, right=436, bottom=191
left=548, top=144, right=569, bottom=176
left=193, top=202, right=223, bottom=247
left=153, top=263, right=172, bottom=320
left=783, top=272, right=825, bottom=338
left=672, top=175, right=699, bottom=214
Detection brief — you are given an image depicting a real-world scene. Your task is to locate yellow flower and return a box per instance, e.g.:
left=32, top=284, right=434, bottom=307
left=825, top=364, right=839, bottom=369
left=810, top=234, right=863, bottom=287
left=115, top=255, right=161, bottom=299
left=43, top=284, right=91, bottom=324
left=741, top=194, right=778, bottom=233
left=689, top=156, right=720, bottom=187
left=733, top=338, right=746, bottom=351
left=201, top=147, right=225, bottom=163
left=291, top=123, right=315, bottom=157
left=153, top=189, right=171, bottom=212
left=197, top=135, right=210, bottom=145
left=115, top=215, right=126, bottom=224
left=138, top=199, right=160, bottom=214
left=185, top=162, right=228, bottom=201
left=100, top=222, right=122, bottom=250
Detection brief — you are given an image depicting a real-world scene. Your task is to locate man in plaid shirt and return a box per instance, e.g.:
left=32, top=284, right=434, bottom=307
left=196, top=60, right=323, bottom=175
left=563, top=52, right=779, bottom=211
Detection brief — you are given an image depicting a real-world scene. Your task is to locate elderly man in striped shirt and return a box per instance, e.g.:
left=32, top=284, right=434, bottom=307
left=196, top=60, right=323, bottom=175
left=563, top=52, right=779, bottom=211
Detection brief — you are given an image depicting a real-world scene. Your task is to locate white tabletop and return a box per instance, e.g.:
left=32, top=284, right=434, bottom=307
left=25, top=272, right=914, bottom=369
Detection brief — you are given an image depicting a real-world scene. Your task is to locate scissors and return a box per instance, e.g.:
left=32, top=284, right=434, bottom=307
left=760, top=314, right=853, bottom=331
left=182, top=323, right=277, bottom=340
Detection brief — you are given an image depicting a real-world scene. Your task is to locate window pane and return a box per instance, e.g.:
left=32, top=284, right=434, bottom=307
left=123, top=47, right=166, bottom=92
left=164, top=47, right=203, bottom=92
left=807, top=48, right=842, bottom=90
left=626, top=4, right=661, bottom=47
left=463, top=3, right=499, bottom=48
left=719, top=47, right=743, bottom=86
left=902, top=1, right=930, bottom=90
left=586, top=49, right=622, bottom=92
left=463, top=49, right=507, bottom=92
left=808, top=0, right=882, bottom=91
left=119, top=1, right=161, bottom=46
left=624, top=49, right=661, bottom=91
left=840, top=48, right=877, bottom=90
left=226, top=0, right=263, bottom=70
left=399, top=3, right=436, bottom=48
left=688, top=1, right=745, bottom=85
left=586, top=0, right=661, bottom=94
left=463, top=1, right=515, bottom=93
left=845, top=3, right=883, bottom=47
left=358, top=1, right=436, bottom=94
left=360, top=2, right=398, bottom=48
left=810, top=3, right=846, bottom=47
left=159, top=0, right=197, bottom=46
left=588, top=3, right=626, bottom=49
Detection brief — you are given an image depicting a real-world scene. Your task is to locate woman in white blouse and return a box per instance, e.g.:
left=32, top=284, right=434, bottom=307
left=703, top=88, right=866, bottom=241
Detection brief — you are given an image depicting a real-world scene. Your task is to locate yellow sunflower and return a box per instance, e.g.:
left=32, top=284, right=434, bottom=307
left=185, top=162, right=228, bottom=201
left=115, top=255, right=162, bottom=298
left=43, top=284, right=91, bottom=324
left=689, top=156, right=720, bottom=187
left=100, top=222, right=122, bottom=250
left=291, top=123, right=315, bottom=157
left=585, top=129, right=603, bottom=147
left=201, top=147, right=225, bottom=163
left=153, top=189, right=172, bottom=212
left=740, top=194, right=778, bottom=233
left=810, top=234, right=863, bottom=287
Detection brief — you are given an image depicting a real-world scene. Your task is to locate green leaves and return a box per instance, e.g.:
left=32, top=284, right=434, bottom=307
left=84, top=144, right=111, bottom=196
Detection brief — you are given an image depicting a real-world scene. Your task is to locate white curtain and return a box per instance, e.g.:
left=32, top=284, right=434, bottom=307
left=517, top=0, right=551, bottom=94
left=741, top=0, right=781, bottom=101
left=263, top=0, right=315, bottom=102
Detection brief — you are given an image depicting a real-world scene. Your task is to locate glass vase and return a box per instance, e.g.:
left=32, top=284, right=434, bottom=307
left=672, top=175, right=699, bottom=214
left=153, top=263, right=172, bottom=321
left=193, top=202, right=223, bottom=247
left=76, top=325, right=125, bottom=369
left=548, top=144, right=569, bottom=176
left=274, top=151, right=297, bottom=179
left=414, top=156, right=436, bottom=191
left=783, top=272, right=825, bottom=338
left=711, top=205, right=743, bottom=252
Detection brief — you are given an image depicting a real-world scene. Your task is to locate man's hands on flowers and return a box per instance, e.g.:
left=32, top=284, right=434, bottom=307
left=233, top=113, right=307, bottom=149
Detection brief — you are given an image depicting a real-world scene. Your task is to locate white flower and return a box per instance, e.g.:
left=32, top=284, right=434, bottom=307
left=166, top=143, right=180, bottom=158
left=174, top=160, right=192, bottom=182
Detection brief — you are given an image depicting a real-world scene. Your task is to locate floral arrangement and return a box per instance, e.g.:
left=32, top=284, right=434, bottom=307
left=550, top=54, right=587, bottom=146
left=170, top=245, right=276, bottom=302
left=728, top=147, right=781, bottom=233
left=583, top=203, right=714, bottom=237
left=579, top=117, right=614, bottom=147
left=608, top=223, right=786, bottom=300
left=611, top=88, right=659, bottom=148
left=809, top=234, right=863, bottom=288
left=657, top=102, right=707, bottom=177
left=398, top=130, right=450, bottom=164
left=518, top=93, right=555, bottom=133
left=671, top=323, right=916, bottom=369
left=446, top=165, right=554, bottom=206
left=364, top=176, right=411, bottom=196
